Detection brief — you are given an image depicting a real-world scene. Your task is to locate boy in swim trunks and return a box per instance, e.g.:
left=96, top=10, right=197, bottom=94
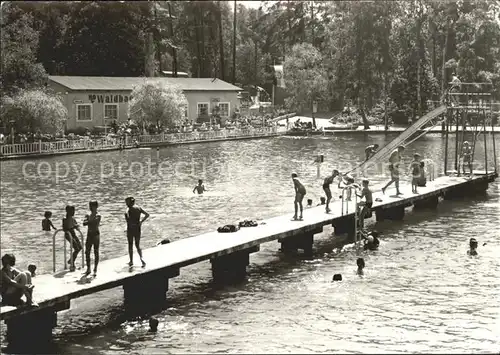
left=193, top=179, right=207, bottom=194
left=83, top=200, right=101, bottom=276
left=42, top=211, right=56, bottom=231
left=410, top=153, right=421, bottom=193
left=382, top=145, right=405, bottom=195
left=62, top=205, right=82, bottom=271
left=125, top=197, right=150, bottom=267
left=356, top=179, right=373, bottom=230
left=338, top=173, right=355, bottom=201
left=291, top=173, right=306, bottom=220
left=323, top=169, right=340, bottom=213
left=461, top=141, right=473, bottom=176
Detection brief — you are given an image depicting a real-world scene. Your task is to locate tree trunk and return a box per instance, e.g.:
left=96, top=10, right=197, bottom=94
left=167, top=2, right=178, bottom=77
left=232, top=0, right=236, bottom=84
left=194, top=9, right=202, bottom=77
left=217, top=1, right=225, bottom=80
left=416, top=4, right=422, bottom=119
left=310, top=1, right=315, bottom=45
left=153, top=2, right=162, bottom=74
left=199, top=7, right=206, bottom=77
left=441, top=22, right=450, bottom=102
left=254, top=40, right=258, bottom=85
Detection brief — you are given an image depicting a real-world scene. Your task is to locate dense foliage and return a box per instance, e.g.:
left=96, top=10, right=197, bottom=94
left=128, top=81, right=188, bottom=129
left=1, top=0, right=499, bottom=124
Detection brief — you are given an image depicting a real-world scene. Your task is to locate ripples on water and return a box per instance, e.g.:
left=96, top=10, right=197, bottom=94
left=1, top=131, right=499, bottom=353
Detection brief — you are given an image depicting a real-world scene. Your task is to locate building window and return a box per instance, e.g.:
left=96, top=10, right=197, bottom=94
left=76, top=104, right=92, bottom=121
left=197, top=102, right=209, bottom=116
left=104, top=104, right=118, bottom=120
left=218, top=102, right=230, bottom=117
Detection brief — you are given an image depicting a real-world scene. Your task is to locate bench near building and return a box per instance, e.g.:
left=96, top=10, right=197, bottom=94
left=47, top=76, right=243, bottom=130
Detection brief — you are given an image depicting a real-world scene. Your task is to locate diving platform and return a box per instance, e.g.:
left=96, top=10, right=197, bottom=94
left=0, top=171, right=497, bottom=349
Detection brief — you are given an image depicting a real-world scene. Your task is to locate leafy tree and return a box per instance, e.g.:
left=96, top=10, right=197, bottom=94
left=0, top=2, right=47, bottom=95
left=1, top=89, right=67, bottom=134
left=128, top=81, right=188, bottom=130
left=283, top=43, right=327, bottom=112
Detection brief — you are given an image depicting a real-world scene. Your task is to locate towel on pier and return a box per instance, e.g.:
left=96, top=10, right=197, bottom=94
left=217, top=224, right=240, bottom=233
left=239, top=220, right=258, bottom=227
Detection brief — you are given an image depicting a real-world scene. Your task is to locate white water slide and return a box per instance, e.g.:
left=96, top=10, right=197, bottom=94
left=348, top=105, right=447, bottom=174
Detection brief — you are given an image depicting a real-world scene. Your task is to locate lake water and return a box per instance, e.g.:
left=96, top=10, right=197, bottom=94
left=1, top=128, right=499, bottom=354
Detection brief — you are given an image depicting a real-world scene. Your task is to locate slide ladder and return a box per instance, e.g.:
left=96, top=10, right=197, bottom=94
left=348, top=105, right=447, bottom=174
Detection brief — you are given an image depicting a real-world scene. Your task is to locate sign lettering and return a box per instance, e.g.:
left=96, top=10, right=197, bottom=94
left=88, top=94, right=132, bottom=104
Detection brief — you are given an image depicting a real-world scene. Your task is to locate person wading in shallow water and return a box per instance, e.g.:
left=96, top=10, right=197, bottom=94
left=382, top=145, right=405, bottom=196
left=124, top=197, right=150, bottom=267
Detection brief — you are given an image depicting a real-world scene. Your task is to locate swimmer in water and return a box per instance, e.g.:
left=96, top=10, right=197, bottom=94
left=42, top=211, right=56, bottom=231
left=467, top=238, right=478, bottom=256
left=363, top=231, right=380, bottom=251
left=356, top=258, right=365, bottom=275
left=364, top=144, right=379, bottom=161
left=193, top=179, right=207, bottom=194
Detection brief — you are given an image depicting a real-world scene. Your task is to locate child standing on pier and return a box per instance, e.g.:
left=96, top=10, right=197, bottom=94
left=338, top=173, right=355, bottom=201
left=461, top=141, right=473, bottom=176
left=410, top=153, right=421, bottom=193
left=42, top=211, right=56, bottom=231
left=382, top=145, right=405, bottom=195
left=62, top=206, right=83, bottom=271
left=292, top=173, right=306, bottom=221
left=83, top=201, right=101, bottom=276
left=323, top=169, right=340, bottom=213
left=356, top=179, right=373, bottom=231
left=125, top=197, right=150, bottom=267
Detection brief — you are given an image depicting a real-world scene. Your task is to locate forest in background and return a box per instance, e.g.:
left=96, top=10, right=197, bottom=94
left=1, top=0, right=500, bottom=124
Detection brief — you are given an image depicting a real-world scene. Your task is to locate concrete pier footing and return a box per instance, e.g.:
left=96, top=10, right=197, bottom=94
left=122, top=268, right=180, bottom=311
left=376, top=206, right=406, bottom=221
left=4, top=301, right=69, bottom=351
left=413, top=195, right=439, bottom=209
left=332, top=216, right=355, bottom=237
left=210, top=245, right=260, bottom=283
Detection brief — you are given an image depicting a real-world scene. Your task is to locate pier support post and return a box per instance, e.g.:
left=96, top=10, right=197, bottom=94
left=413, top=195, right=439, bottom=210
left=210, top=245, right=259, bottom=284
left=4, top=301, right=69, bottom=352
left=332, top=216, right=355, bottom=237
left=123, top=268, right=180, bottom=311
left=376, top=206, right=405, bottom=221
left=278, top=233, right=314, bottom=256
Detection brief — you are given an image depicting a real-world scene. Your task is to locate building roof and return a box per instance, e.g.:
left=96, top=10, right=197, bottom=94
left=48, top=76, right=242, bottom=92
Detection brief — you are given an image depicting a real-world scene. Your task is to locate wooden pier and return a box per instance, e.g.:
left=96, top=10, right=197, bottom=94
left=0, top=171, right=497, bottom=349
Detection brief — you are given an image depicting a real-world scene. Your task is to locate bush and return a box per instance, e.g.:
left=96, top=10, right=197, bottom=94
left=66, top=127, right=88, bottom=136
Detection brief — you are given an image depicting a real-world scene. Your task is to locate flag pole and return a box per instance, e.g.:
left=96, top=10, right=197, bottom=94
left=272, top=59, right=276, bottom=108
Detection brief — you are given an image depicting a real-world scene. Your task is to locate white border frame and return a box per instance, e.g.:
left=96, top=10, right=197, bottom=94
left=218, top=102, right=230, bottom=118
left=103, top=103, right=119, bottom=121
left=76, top=103, right=93, bottom=121
left=197, top=102, right=209, bottom=116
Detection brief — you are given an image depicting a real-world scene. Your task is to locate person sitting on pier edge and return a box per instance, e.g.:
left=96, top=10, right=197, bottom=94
left=42, top=211, right=56, bottom=232
left=461, top=141, right=473, bottom=176
left=193, top=179, right=207, bottom=194
left=63, top=205, right=83, bottom=271
left=338, top=173, right=355, bottom=201
left=410, top=153, right=422, bottom=194
left=0, top=254, right=37, bottom=307
left=364, top=144, right=379, bottom=161
left=356, top=258, right=365, bottom=275
left=467, top=238, right=478, bottom=256
left=382, top=145, right=405, bottom=195
left=356, top=179, right=373, bottom=231
left=28, top=264, right=37, bottom=277
left=83, top=200, right=101, bottom=276
left=125, top=197, right=150, bottom=267
left=291, top=173, right=306, bottom=221
left=323, top=169, right=340, bottom=213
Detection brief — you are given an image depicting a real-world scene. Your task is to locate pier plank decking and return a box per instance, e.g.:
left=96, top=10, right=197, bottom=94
left=0, top=172, right=496, bottom=321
